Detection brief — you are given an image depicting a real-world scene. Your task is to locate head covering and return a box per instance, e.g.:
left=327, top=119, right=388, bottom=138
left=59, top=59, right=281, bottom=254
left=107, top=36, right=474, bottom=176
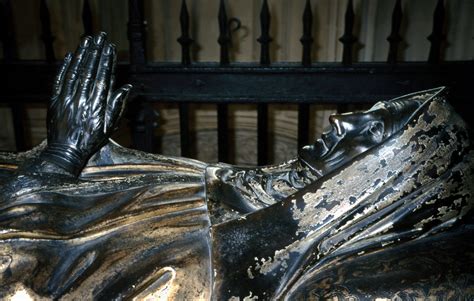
left=368, top=97, right=424, bottom=138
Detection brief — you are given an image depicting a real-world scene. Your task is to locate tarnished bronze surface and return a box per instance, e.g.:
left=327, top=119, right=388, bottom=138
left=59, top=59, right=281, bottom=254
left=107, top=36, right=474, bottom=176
left=0, top=33, right=472, bottom=300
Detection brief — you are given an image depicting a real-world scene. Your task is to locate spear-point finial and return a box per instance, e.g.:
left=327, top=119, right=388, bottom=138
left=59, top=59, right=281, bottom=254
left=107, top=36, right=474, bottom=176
left=40, top=0, right=55, bottom=62
left=218, top=0, right=230, bottom=65
left=177, top=0, right=194, bottom=65
left=339, top=0, right=356, bottom=65
left=387, top=0, right=403, bottom=64
left=257, top=0, right=272, bottom=65
left=427, top=0, right=445, bottom=63
left=300, top=0, right=314, bottom=66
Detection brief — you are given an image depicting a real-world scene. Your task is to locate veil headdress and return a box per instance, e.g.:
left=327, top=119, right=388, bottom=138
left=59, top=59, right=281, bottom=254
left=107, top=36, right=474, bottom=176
left=283, top=86, right=474, bottom=298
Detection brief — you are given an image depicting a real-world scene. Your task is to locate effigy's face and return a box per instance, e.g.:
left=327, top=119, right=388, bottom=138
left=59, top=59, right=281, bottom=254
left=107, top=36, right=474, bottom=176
left=300, top=100, right=416, bottom=176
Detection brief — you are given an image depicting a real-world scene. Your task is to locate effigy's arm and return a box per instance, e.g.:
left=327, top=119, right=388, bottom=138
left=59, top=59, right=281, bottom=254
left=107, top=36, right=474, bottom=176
left=0, top=33, right=131, bottom=200
left=18, top=32, right=131, bottom=178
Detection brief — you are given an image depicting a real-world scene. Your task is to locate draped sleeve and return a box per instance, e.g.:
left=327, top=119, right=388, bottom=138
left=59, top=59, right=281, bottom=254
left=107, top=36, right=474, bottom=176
left=0, top=142, right=212, bottom=300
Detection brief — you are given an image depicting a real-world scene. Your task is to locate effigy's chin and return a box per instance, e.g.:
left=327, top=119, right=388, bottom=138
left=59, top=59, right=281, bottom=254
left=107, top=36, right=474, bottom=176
left=0, top=144, right=213, bottom=300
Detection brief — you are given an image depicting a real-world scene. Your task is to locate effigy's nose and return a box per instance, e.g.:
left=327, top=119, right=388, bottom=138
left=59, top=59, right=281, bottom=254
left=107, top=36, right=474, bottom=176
left=329, top=115, right=346, bottom=136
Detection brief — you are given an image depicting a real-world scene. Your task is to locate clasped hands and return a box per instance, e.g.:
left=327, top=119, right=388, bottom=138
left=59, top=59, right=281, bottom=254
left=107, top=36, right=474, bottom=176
left=40, top=32, right=131, bottom=176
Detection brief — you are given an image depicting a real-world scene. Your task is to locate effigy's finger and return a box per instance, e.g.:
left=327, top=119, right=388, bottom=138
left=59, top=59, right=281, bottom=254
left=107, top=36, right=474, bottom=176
left=78, top=32, right=106, bottom=101
left=49, top=52, right=73, bottom=135
left=51, top=52, right=73, bottom=102
left=105, top=84, right=132, bottom=135
left=90, top=42, right=115, bottom=122
left=107, top=43, right=117, bottom=100
left=61, top=36, right=91, bottom=102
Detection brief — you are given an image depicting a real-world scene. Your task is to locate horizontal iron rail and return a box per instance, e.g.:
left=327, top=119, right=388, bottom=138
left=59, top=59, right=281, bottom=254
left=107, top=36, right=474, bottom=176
left=1, top=61, right=472, bottom=105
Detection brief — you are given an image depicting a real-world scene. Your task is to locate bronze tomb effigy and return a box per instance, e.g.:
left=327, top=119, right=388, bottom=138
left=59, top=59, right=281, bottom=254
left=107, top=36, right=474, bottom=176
left=0, top=33, right=473, bottom=300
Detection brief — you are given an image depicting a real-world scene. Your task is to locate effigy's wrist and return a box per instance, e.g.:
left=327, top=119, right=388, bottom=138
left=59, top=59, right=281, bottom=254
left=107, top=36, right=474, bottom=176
left=40, top=143, right=88, bottom=177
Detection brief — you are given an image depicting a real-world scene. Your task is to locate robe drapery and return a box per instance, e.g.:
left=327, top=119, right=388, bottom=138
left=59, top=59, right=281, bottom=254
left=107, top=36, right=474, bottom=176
left=0, top=145, right=212, bottom=300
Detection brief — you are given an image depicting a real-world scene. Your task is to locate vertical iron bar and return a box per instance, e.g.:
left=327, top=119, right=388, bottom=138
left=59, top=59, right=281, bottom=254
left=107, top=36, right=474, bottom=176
left=257, top=104, right=268, bottom=165
left=82, top=0, right=93, bottom=36
left=127, top=0, right=156, bottom=152
left=217, top=104, right=229, bottom=162
left=177, top=0, right=193, bottom=158
left=337, top=0, right=356, bottom=113
left=128, top=101, right=157, bottom=152
left=300, top=0, right=313, bottom=67
left=128, top=0, right=146, bottom=66
left=257, top=0, right=272, bottom=165
left=179, top=103, right=191, bottom=158
left=298, top=104, right=310, bottom=149
left=339, top=0, right=356, bottom=65
left=217, top=0, right=230, bottom=162
left=387, top=0, right=402, bottom=64
left=11, top=104, right=27, bottom=151
left=1, top=0, right=28, bottom=151
left=40, top=0, right=55, bottom=62
left=177, top=0, right=193, bottom=66
left=0, top=0, right=17, bottom=61
left=427, top=0, right=445, bottom=63
left=298, top=0, right=313, bottom=149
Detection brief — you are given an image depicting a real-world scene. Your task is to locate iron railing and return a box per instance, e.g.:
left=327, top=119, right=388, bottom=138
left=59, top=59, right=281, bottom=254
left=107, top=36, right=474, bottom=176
left=0, top=0, right=472, bottom=165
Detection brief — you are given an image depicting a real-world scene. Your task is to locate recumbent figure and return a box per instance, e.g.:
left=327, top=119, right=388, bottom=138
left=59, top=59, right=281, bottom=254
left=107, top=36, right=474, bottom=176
left=0, top=33, right=473, bottom=300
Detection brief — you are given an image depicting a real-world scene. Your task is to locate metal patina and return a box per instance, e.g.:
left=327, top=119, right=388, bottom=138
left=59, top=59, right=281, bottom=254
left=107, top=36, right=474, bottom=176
left=0, top=34, right=473, bottom=300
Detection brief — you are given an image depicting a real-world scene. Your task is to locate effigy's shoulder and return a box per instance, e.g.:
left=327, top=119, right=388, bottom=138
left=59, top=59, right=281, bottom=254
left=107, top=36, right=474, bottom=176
left=0, top=140, right=208, bottom=180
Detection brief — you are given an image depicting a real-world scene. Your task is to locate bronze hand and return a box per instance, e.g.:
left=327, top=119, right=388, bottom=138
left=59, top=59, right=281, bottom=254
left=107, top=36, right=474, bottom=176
left=41, top=32, right=131, bottom=176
